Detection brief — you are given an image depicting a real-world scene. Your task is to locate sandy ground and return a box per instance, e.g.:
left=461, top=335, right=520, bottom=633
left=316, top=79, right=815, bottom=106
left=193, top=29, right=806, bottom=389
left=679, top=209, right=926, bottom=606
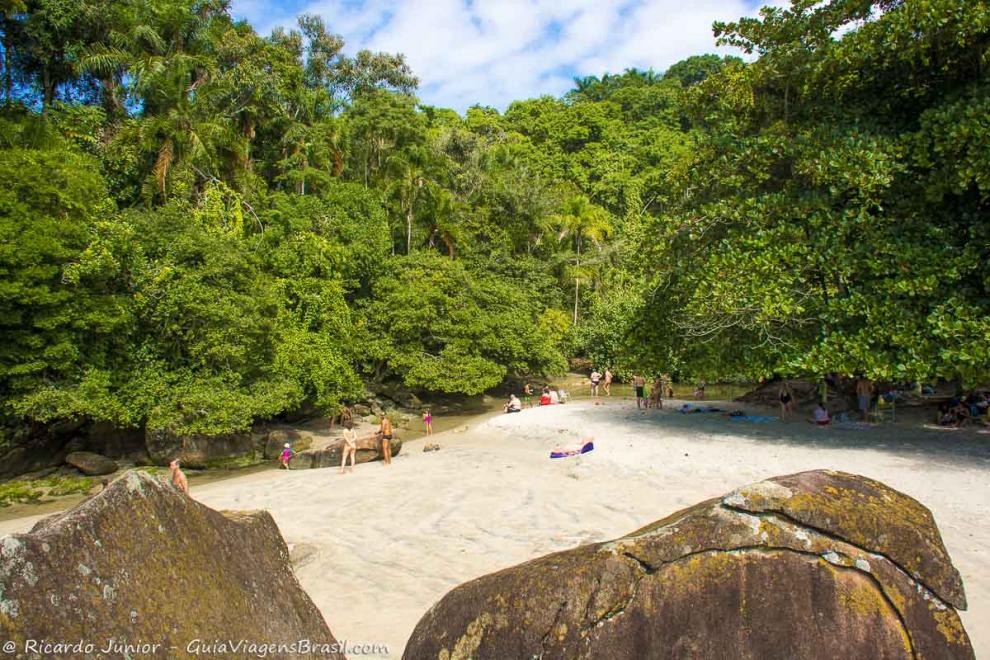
left=2, top=398, right=989, bottom=658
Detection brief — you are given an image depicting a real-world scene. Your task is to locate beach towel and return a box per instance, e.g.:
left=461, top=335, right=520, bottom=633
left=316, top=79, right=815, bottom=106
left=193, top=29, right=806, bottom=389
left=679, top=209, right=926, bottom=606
left=727, top=415, right=778, bottom=423
left=550, top=441, right=594, bottom=459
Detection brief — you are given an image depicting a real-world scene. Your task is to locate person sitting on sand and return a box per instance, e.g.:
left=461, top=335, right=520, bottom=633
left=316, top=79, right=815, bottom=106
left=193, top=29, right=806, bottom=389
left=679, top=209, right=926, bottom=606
left=169, top=459, right=189, bottom=495
left=549, top=388, right=561, bottom=405
left=539, top=387, right=552, bottom=406
left=505, top=394, right=523, bottom=413
left=339, top=421, right=357, bottom=474
left=279, top=443, right=294, bottom=469
left=810, top=403, right=831, bottom=426
left=379, top=414, right=394, bottom=465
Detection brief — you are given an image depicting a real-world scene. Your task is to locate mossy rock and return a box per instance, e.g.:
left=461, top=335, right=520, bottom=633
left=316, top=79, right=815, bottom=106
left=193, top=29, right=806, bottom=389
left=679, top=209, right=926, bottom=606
left=0, top=471, right=345, bottom=656
left=404, top=470, right=973, bottom=660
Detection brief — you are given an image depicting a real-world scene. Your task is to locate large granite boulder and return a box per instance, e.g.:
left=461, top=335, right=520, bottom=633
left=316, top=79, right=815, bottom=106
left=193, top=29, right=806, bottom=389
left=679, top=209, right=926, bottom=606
left=85, top=421, right=145, bottom=459
left=64, top=451, right=118, bottom=476
left=290, top=435, right=401, bottom=469
left=262, top=430, right=313, bottom=460
left=0, top=470, right=344, bottom=657
left=144, top=428, right=255, bottom=468
left=404, top=470, right=973, bottom=660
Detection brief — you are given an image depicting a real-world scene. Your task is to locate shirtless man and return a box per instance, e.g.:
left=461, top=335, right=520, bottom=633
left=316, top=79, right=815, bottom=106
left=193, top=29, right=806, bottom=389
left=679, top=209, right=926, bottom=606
left=603, top=368, right=613, bottom=396
left=856, top=377, right=874, bottom=421
left=632, top=374, right=647, bottom=409
left=339, top=421, right=357, bottom=474
left=169, top=459, right=189, bottom=495
left=378, top=414, right=394, bottom=465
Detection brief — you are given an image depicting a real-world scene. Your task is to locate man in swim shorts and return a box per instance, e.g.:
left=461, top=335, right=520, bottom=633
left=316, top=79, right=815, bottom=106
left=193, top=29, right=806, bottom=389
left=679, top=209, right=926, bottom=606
left=856, top=377, right=873, bottom=421
left=632, top=374, right=646, bottom=409
left=590, top=369, right=601, bottom=397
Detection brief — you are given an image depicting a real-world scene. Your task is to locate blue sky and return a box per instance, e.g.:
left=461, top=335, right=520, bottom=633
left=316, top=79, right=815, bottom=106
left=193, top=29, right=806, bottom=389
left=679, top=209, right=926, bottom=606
left=230, top=0, right=784, bottom=112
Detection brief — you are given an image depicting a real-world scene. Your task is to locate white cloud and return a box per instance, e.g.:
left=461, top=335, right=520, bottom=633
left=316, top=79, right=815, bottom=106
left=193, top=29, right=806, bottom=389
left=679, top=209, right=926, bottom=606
left=230, top=0, right=785, bottom=111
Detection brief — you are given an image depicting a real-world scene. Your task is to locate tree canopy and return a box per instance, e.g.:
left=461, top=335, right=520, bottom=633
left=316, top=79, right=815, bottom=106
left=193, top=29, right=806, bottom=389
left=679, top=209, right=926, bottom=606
left=1, top=0, right=987, bottom=441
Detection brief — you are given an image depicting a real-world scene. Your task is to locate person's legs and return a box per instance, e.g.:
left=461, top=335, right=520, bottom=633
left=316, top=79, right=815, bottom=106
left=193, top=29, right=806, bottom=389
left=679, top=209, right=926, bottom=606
left=858, top=394, right=870, bottom=421
left=339, top=448, right=347, bottom=474
left=383, top=437, right=392, bottom=464
left=347, top=447, right=356, bottom=472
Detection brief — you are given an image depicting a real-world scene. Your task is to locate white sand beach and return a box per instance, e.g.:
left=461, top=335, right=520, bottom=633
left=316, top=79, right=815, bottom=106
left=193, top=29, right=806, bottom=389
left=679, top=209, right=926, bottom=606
left=3, top=398, right=989, bottom=658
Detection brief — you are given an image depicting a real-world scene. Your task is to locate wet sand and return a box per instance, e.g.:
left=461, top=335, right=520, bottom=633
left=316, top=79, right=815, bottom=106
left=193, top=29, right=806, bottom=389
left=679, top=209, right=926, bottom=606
left=2, top=398, right=988, bottom=657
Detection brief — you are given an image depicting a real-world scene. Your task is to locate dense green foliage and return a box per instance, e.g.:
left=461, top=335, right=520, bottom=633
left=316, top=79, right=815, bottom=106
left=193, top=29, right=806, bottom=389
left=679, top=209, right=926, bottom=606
left=1, top=0, right=988, bottom=442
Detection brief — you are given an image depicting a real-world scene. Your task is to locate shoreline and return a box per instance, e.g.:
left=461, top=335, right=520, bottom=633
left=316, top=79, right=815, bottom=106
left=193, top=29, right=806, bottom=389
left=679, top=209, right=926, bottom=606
left=2, top=397, right=988, bottom=658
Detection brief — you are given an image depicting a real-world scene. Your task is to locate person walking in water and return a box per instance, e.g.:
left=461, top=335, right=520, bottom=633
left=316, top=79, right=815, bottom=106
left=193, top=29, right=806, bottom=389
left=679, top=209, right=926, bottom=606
left=590, top=369, right=602, bottom=397
left=603, top=368, right=613, bottom=396
left=169, top=459, right=189, bottom=495
left=279, top=443, right=294, bottom=469
left=379, top=414, right=394, bottom=465
left=339, top=421, right=357, bottom=474
left=632, top=374, right=647, bottom=409
left=423, top=409, right=433, bottom=435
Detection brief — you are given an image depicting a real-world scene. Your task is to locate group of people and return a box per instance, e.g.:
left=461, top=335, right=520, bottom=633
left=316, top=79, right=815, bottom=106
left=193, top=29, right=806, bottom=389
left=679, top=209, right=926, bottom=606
left=507, top=384, right=569, bottom=412
left=589, top=369, right=613, bottom=397
left=630, top=373, right=675, bottom=409
left=274, top=405, right=402, bottom=475
left=937, top=391, right=990, bottom=428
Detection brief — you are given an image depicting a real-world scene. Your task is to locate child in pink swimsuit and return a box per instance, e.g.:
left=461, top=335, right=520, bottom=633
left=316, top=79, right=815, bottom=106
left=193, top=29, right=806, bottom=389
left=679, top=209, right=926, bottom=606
left=423, top=410, right=433, bottom=435
left=279, top=443, right=293, bottom=469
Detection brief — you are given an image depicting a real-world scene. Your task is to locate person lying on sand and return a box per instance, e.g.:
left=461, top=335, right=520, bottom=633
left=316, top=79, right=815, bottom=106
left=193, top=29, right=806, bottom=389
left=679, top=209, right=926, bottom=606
left=550, top=437, right=595, bottom=458
left=169, top=459, right=189, bottom=495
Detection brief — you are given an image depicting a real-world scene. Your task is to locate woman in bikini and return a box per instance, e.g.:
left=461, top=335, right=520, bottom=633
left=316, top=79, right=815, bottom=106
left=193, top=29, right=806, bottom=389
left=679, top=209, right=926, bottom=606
left=379, top=414, right=394, bottom=465
left=339, top=422, right=357, bottom=474
left=778, top=382, right=794, bottom=420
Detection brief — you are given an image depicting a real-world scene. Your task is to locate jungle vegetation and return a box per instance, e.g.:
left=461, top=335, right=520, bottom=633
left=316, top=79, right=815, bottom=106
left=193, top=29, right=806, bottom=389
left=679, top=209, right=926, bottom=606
left=0, top=0, right=987, bottom=441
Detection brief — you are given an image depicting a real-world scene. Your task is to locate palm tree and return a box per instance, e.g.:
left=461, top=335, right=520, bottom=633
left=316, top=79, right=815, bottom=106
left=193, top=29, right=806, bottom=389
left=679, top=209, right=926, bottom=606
left=552, top=195, right=612, bottom=324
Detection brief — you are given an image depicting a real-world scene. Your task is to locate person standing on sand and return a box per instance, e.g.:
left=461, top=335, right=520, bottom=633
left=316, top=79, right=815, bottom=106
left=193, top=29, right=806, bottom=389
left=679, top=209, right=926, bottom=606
left=632, top=374, right=646, bottom=409
left=339, top=422, right=357, bottom=474
left=856, top=377, right=874, bottom=421
left=590, top=369, right=602, bottom=397
left=779, top=381, right=794, bottom=420
left=423, top=409, right=433, bottom=435
left=379, top=414, right=394, bottom=465
left=169, top=459, right=189, bottom=495
left=603, top=369, right=613, bottom=396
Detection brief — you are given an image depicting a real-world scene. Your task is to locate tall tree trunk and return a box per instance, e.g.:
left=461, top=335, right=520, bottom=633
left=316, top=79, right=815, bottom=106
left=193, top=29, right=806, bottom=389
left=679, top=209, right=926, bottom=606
left=406, top=206, right=413, bottom=255
left=573, top=240, right=581, bottom=324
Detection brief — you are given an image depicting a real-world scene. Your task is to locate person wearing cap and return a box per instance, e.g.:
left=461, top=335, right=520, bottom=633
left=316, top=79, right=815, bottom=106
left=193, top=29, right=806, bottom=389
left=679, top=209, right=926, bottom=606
left=279, top=443, right=294, bottom=469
